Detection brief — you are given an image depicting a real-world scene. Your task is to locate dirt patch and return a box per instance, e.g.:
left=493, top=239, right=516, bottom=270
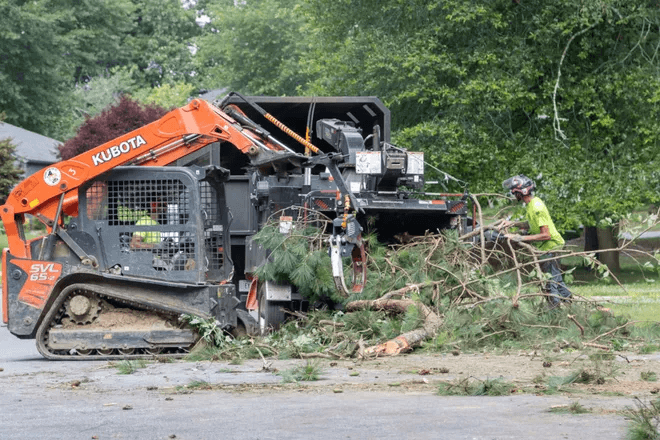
left=220, top=350, right=660, bottom=398
left=62, top=302, right=175, bottom=331
left=573, top=380, right=660, bottom=396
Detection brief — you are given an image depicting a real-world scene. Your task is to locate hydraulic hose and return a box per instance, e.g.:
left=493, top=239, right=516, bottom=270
left=226, top=92, right=321, bottom=154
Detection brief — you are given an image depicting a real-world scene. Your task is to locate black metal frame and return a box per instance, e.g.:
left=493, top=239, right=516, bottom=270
left=77, top=166, right=233, bottom=284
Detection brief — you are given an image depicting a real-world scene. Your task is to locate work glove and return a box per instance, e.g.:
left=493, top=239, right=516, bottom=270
left=500, top=220, right=514, bottom=229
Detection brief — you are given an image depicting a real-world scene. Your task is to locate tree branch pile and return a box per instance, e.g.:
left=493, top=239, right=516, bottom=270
left=227, top=204, right=660, bottom=360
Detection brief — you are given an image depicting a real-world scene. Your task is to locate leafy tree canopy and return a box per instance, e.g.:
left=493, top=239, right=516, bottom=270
left=297, top=0, right=660, bottom=229
left=124, top=0, right=202, bottom=87
left=132, top=81, right=196, bottom=110
left=195, top=0, right=309, bottom=95
left=53, top=69, right=193, bottom=142
left=1, top=0, right=200, bottom=138
left=0, top=135, right=23, bottom=205
left=0, top=1, right=71, bottom=133
left=53, top=69, right=138, bottom=142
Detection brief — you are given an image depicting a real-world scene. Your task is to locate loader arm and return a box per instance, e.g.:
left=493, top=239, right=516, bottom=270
left=0, top=98, right=294, bottom=259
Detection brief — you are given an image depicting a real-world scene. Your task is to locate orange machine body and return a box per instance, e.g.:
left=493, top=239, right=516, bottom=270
left=1, top=98, right=292, bottom=325
left=1, top=99, right=283, bottom=260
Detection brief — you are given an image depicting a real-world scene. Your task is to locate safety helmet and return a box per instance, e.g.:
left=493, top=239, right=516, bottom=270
left=502, top=174, right=535, bottom=196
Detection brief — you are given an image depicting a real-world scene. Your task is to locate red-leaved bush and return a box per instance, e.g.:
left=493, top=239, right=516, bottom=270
left=59, top=96, right=168, bottom=160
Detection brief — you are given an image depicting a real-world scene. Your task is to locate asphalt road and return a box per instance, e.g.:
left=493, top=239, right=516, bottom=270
left=0, top=324, right=637, bottom=440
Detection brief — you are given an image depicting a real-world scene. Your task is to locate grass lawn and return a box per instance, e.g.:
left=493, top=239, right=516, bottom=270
left=562, top=239, right=660, bottom=324
left=571, top=275, right=660, bottom=324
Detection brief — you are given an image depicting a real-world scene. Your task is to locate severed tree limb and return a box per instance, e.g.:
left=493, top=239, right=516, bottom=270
left=567, top=314, right=585, bottom=336
left=514, top=240, right=544, bottom=286
left=254, top=343, right=280, bottom=356
left=327, top=349, right=344, bottom=359
left=284, top=309, right=308, bottom=320
left=458, top=214, right=638, bottom=297
left=424, top=235, right=444, bottom=268
left=351, top=282, right=437, bottom=302
left=385, top=257, right=409, bottom=279
left=430, top=263, right=486, bottom=302
left=468, top=194, right=486, bottom=265
left=346, top=298, right=443, bottom=356
left=253, top=345, right=273, bottom=371
left=443, top=246, right=612, bottom=297
left=506, top=238, right=523, bottom=308
left=357, top=338, right=366, bottom=360
left=459, top=219, right=505, bottom=241
left=583, top=342, right=610, bottom=351
left=475, top=329, right=515, bottom=342
left=319, top=320, right=345, bottom=328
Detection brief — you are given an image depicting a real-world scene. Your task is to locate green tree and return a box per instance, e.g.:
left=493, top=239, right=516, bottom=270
left=47, top=0, right=198, bottom=87
left=0, top=0, right=199, bottom=138
left=132, top=82, right=196, bottom=109
left=124, top=0, right=201, bottom=88
left=0, top=136, right=23, bottom=205
left=49, top=0, right=136, bottom=81
left=53, top=71, right=195, bottom=143
left=53, top=69, right=138, bottom=142
left=0, top=1, right=70, bottom=134
left=195, top=0, right=308, bottom=95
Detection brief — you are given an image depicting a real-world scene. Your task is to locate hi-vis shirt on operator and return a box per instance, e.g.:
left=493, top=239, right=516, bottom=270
left=525, top=196, right=564, bottom=252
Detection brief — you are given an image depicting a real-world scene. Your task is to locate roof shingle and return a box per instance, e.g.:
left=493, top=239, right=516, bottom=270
left=0, top=122, right=60, bottom=164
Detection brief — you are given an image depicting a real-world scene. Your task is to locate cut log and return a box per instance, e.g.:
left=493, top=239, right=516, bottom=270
left=346, top=297, right=443, bottom=356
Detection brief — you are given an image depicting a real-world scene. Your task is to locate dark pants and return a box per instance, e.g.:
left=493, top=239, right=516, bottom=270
left=540, top=254, right=572, bottom=305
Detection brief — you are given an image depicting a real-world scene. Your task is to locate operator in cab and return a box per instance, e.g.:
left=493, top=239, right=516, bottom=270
left=129, top=201, right=165, bottom=249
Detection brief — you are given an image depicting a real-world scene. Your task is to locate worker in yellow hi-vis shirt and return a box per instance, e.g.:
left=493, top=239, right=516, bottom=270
left=501, top=174, right=572, bottom=307
left=130, top=201, right=164, bottom=249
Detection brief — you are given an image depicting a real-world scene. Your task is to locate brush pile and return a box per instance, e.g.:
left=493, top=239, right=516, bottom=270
left=189, top=207, right=660, bottom=361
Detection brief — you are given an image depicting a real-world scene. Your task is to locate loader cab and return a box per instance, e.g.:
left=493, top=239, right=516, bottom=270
left=78, top=165, right=232, bottom=284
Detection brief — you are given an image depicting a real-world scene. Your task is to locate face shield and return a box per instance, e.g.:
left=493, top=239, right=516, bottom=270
left=502, top=176, right=522, bottom=191
left=502, top=175, right=534, bottom=198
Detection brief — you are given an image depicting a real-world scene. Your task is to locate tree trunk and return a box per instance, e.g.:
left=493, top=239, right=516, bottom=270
left=583, top=225, right=620, bottom=273
left=583, top=226, right=599, bottom=254
left=595, top=225, right=620, bottom=273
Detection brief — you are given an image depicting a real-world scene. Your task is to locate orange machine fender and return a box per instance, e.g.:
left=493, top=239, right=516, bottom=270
left=11, top=260, right=62, bottom=310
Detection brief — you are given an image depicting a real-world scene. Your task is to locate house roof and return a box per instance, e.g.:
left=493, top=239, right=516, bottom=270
left=0, top=122, right=60, bottom=164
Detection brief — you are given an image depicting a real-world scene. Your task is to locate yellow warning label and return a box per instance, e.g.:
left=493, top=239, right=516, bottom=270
left=29, top=199, right=39, bottom=208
